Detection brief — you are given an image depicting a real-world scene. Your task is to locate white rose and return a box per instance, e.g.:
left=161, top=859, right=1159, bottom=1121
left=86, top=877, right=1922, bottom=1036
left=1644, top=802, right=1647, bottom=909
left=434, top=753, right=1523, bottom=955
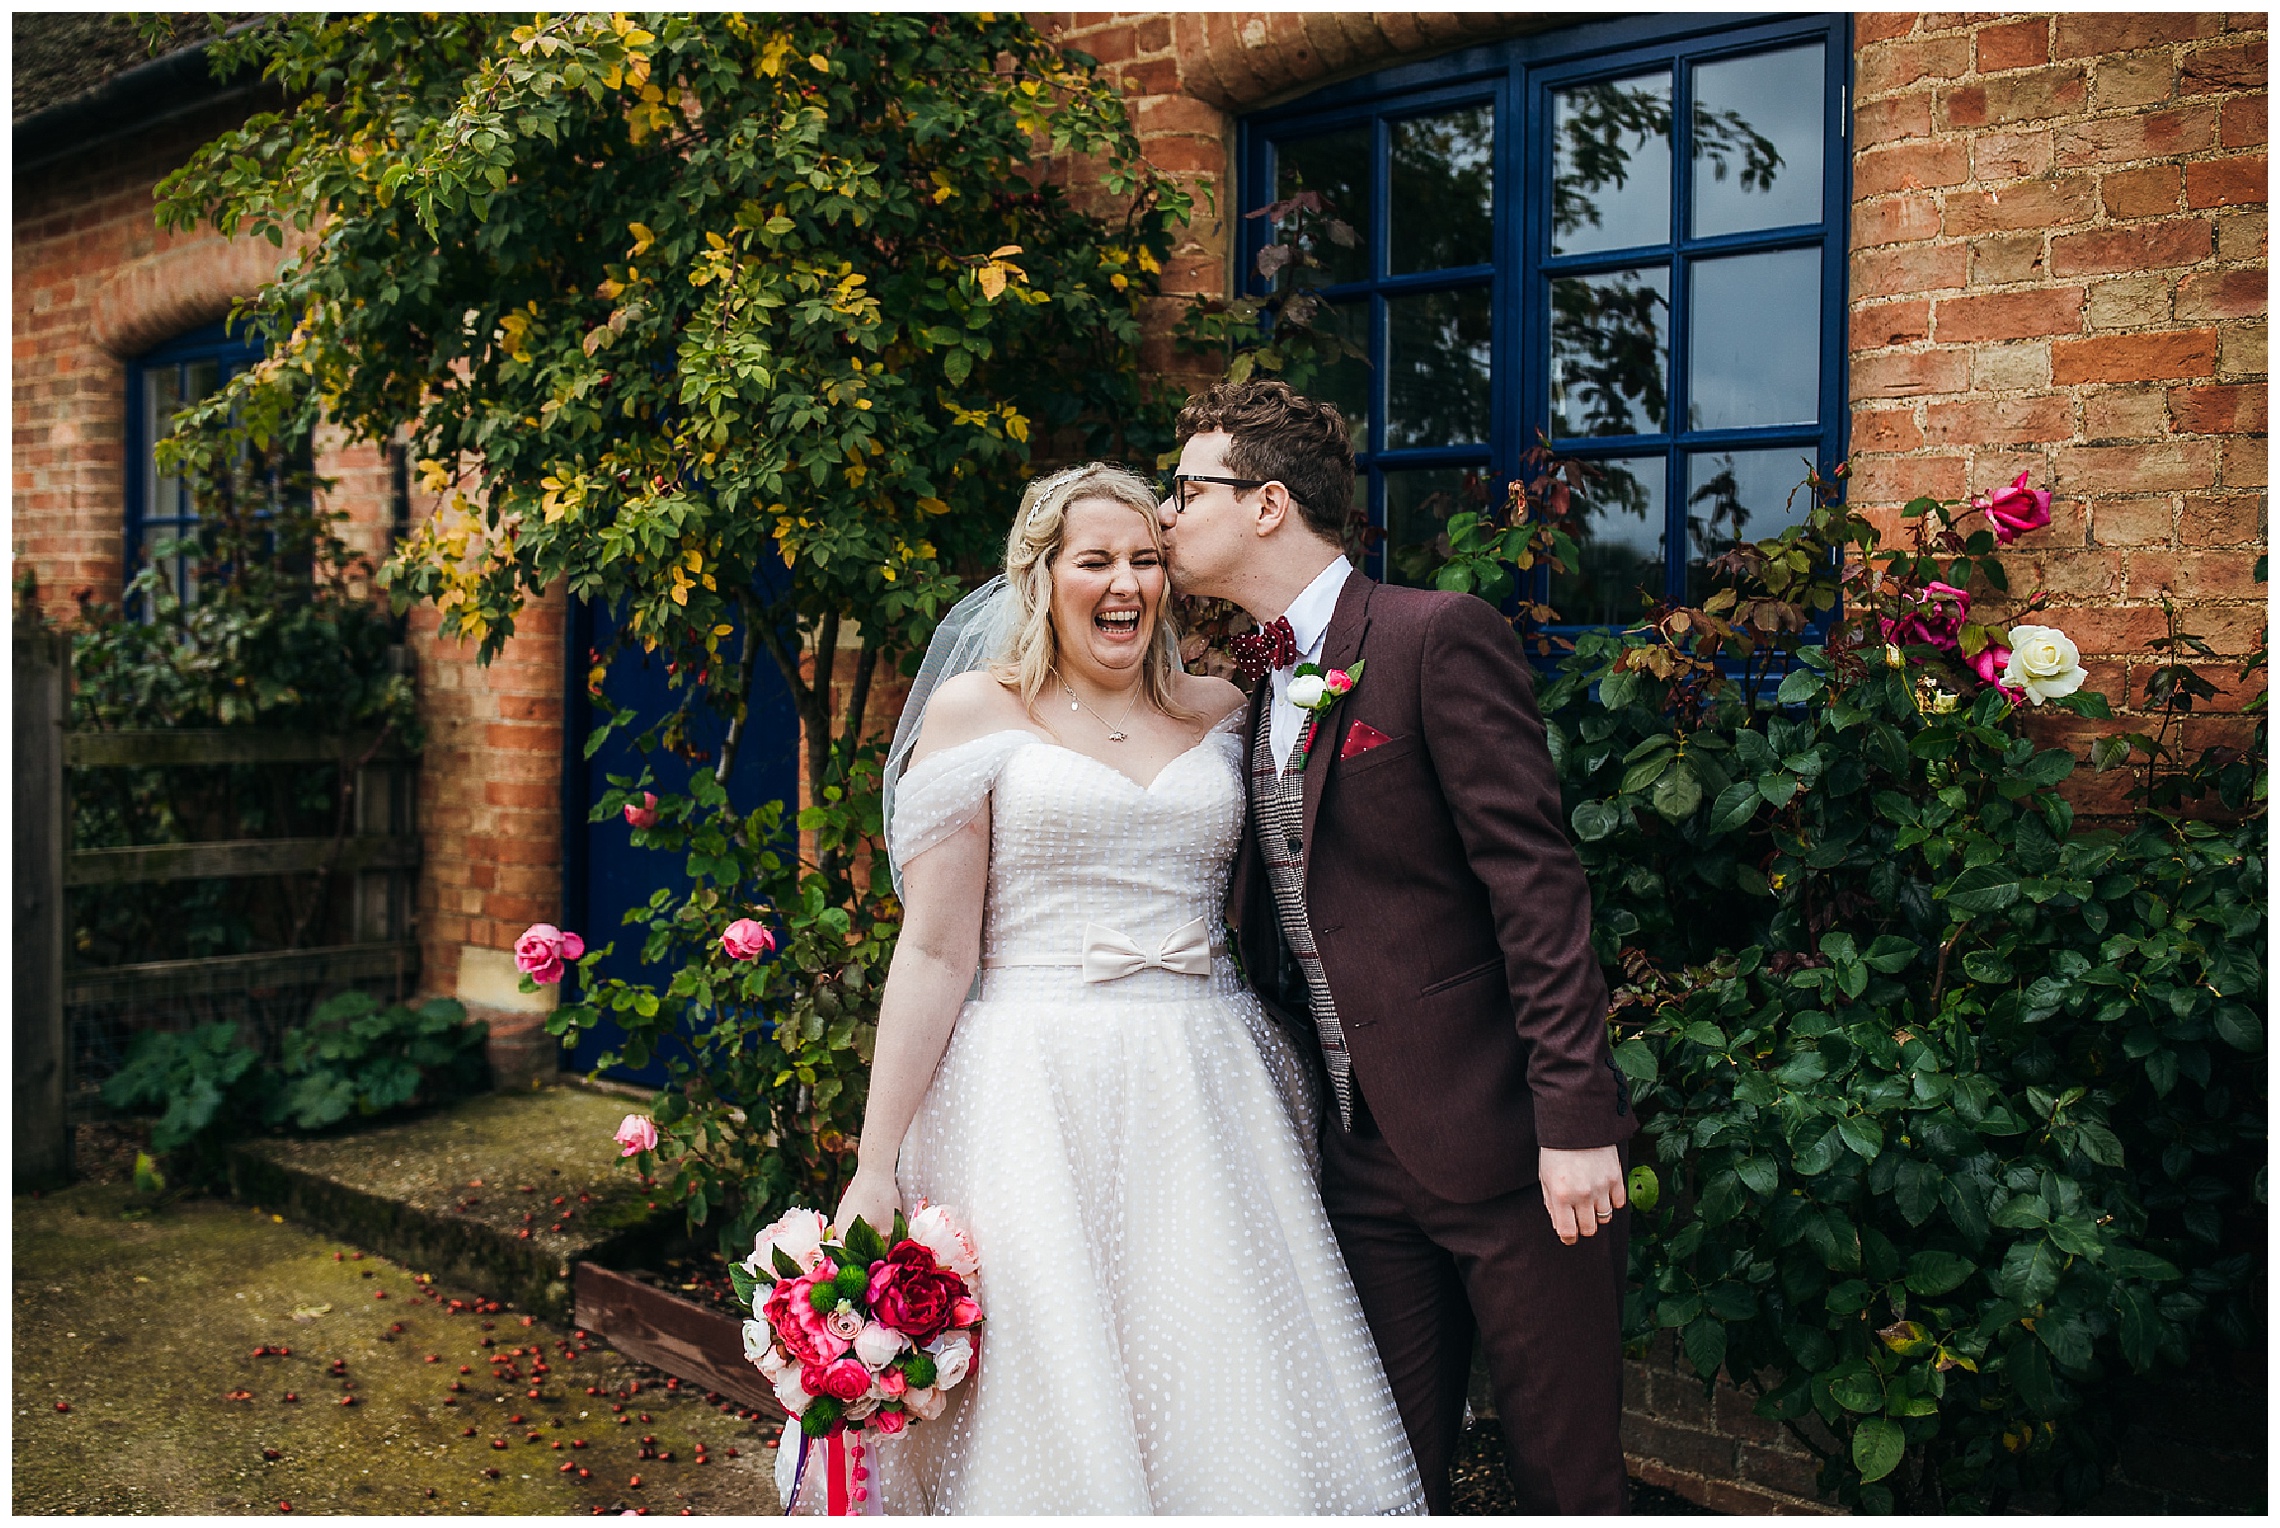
left=742, top=1318, right=777, bottom=1366
left=902, top=1385, right=947, bottom=1421
left=927, top=1330, right=974, bottom=1390
left=1286, top=674, right=1327, bottom=709
left=906, top=1204, right=981, bottom=1280
left=854, top=1321, right=908, bottom=1369
left=2002, top=624, right=2087, bottom=705
left=745, top=1207, right=829, bottom=1278
left=770, top=1366, right=814, bottom=1416
left=842, top=1393, right=880, bottom=1422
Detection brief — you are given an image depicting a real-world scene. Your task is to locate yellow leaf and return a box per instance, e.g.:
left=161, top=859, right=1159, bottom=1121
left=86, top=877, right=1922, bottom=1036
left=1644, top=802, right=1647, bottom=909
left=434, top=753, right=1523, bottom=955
left=976, top=264, right=1007, bottom=301
left=916, top=497, right=949, bottom=517
left=705, top=230, right=729, bottom=251
left=808, top=52, right=830, bottom=73
left=713, top=623, right=734, bottom=637
left=670, top=583, right=688, bottom=606
left=990, top=244, right=1023, bottom=259
left=628, top=222, right=656, bottom=256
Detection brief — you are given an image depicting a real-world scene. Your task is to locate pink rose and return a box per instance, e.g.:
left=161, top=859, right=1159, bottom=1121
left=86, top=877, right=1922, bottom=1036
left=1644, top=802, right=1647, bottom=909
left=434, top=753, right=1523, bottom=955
left=948, top=1296, right=982, bottom=1330
left=1323, top=667, right=1356, bottom=697
left=816, top=1356, right=872, bottom=1403
left=513, top=923, right=585, bottom=985
left=613, top=1114, right=659, bottom=1158
left=1977, top=470, right=2052, bottom=544
left=720, top=918, right=776, bottom=961
left=824, top=1307, right=864, bottom=1343
left=622, top=792, right=659, bottom=830
left=870, top=1406, right=907, bottom=1436
left=903, top=1385, right=945, bottom=1421
left=875, top=1367, right=907, bottom=1397
left=763, top=1274, right=851, bottom=1368
left=1880, top=581, right=1971, bottom=653
left=1966, top=644, right=2027, bottom=708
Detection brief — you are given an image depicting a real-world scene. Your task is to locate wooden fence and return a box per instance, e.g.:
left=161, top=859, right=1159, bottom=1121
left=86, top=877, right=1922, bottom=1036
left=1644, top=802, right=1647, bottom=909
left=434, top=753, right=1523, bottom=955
left=13, top=633, right=422, bottom=1187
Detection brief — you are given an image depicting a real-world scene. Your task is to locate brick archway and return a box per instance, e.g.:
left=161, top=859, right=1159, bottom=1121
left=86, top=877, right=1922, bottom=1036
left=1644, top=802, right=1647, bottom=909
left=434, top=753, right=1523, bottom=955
left=89, top=231, right=302, bottom=360
left=1169, top=12, right=1560, bottom=112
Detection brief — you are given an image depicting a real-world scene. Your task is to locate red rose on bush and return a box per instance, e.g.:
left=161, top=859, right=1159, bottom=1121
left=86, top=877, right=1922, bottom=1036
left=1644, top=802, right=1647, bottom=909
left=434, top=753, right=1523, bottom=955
left=867, top=1242, right=968, bottom=1345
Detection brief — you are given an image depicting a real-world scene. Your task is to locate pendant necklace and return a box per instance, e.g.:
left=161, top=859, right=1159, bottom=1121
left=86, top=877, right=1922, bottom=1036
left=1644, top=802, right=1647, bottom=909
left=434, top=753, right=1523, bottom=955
left=1057, top=670, right=1142, bottom=743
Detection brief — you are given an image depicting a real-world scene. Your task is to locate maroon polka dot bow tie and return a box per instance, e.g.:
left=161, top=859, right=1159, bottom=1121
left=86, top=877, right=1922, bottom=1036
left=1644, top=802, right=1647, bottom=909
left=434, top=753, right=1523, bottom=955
left=1231, top=616, right=1299, bottom=684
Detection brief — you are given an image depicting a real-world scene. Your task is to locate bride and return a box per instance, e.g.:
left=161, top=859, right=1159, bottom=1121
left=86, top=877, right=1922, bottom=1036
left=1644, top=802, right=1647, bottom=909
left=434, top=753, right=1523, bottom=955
left=830, top=462, right=1425, bottom=1514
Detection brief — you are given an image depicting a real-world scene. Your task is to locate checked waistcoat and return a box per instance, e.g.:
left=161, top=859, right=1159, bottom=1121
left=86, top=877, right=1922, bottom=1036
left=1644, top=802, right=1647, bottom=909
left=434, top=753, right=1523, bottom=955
left=1249, top=700, right=1357, bottom=1131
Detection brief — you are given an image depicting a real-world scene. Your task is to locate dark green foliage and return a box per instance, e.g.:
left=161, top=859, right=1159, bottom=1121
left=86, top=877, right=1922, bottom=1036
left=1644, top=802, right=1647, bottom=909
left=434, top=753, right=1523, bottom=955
left=100, top=1022, right=271, bottom=1155
left=273, top=993, right=490, bottom=1130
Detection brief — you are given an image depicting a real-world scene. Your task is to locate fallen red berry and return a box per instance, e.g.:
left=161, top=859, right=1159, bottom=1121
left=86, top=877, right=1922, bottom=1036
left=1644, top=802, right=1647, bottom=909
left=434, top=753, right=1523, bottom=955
left=53, top=1402, right=69, bottom=1413
left=278, top=1502, right=292, bottom=1513
left=283, top=1394, right=299, bottom=1403
left=491, top=1439, right=507, bottom=1450
left=263, top=1448, right=282, bottom=1461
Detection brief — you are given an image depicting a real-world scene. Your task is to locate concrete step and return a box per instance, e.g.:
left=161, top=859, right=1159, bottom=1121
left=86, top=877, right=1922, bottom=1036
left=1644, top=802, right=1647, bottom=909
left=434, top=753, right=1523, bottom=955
left=225, top=1084, right=674, bottom=1324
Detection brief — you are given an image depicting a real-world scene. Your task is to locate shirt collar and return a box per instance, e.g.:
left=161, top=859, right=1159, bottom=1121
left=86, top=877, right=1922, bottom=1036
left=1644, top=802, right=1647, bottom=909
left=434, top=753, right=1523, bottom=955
left=1280, top=556, right=1352, bottom=661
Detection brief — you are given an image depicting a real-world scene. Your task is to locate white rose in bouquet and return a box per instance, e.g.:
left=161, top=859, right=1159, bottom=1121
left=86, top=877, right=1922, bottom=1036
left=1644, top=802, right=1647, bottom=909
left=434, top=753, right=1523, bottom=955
left=842, top=1393, right=880, bottom=1422
left=1286, top=673, right=1327, bottom=710
left=742, top=1318, right=776, bottom=1365
left=927, top=1330, right=974, bottom=1390
left=744, top=1207, right=830, bottom=1278
left=906, top=1203, right=981, bottom=1279
left=854, top=1321, right=908, bottom=1369
left=770, top=1365, right=813, bottom=1416
left=903, top=1385, right=947, bottom=1421
left=2001, top=624, right=2087, bottom=705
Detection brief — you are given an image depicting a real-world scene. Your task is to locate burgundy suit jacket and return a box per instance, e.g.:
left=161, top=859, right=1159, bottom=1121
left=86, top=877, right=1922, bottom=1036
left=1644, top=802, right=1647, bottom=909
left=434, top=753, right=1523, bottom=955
left=1230, top=571, right=1634, bottom=1203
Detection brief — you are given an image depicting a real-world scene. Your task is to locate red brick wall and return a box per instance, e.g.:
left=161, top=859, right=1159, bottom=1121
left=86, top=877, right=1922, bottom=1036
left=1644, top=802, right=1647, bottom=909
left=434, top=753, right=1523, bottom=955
left=12, top=114, right=562, bottom=1048
left=1848, top=12, right=2268, bottom=805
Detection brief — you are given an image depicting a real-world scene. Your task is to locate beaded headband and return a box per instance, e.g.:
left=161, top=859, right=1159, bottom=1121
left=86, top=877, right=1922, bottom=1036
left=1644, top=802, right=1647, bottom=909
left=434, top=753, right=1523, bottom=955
left=1020, top=464, right=1093, bottom=530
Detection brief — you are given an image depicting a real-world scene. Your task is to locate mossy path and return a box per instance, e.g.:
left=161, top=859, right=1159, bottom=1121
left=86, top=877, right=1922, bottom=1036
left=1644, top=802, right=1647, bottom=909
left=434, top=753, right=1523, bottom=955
left=14, top=1179, right=782, bottom=1515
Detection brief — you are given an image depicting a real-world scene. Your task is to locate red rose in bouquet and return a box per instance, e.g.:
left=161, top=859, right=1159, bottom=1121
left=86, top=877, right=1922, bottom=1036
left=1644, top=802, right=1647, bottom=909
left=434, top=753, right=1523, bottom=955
left=867, top=1242, right=969, bottom=1346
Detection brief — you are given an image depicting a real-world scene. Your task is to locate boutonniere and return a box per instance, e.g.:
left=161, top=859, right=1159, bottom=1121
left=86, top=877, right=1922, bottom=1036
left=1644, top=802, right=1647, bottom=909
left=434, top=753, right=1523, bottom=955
left=1287, top=659, right=1364, bottom=771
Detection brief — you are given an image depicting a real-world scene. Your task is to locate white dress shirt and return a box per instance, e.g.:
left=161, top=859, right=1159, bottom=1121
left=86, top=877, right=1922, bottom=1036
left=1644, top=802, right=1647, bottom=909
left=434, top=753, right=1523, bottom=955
left=1269, top=556, right=1354, bottom=775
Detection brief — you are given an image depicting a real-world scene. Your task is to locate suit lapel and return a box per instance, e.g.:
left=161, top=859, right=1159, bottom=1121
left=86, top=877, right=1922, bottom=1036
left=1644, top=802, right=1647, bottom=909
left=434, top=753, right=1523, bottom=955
left=1300, top=571, right=1375, bottom=881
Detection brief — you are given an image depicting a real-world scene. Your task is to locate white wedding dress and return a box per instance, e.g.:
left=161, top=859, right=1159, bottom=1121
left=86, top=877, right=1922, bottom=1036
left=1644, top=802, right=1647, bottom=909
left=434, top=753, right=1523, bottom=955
left=866, top=713, right=1425, bottom=1515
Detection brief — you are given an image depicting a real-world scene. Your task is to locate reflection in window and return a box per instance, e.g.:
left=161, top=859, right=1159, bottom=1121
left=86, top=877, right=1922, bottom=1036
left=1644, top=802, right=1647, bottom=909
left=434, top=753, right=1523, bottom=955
left=1551, top=266, right=1669, bottom=438
left=1391, top=106, right=1494, bottom=273
left=1687, top=248, right=1820, bottom=430
left=1276, top=127, right=1371, bottom=285
left=1387, top=288, right=1493, bottom=447
left=1384, top=467, right=1492, bottom=588
left=1685, top=449, right=1817, bottom=601
left=1310, top=301, right=1375, bottom=452
left=1692, top=45, right=1824, bottom=237
left=134, top=345, right=242, bottom=608
left=1550, top=456, right=1666, bottom=626
left=1551, top=72, right=1671, bottom=256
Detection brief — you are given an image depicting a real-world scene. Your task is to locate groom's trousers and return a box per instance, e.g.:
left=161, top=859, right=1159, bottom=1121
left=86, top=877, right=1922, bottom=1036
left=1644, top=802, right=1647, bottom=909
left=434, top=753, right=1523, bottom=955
left=1321, top=1093, right=1630, bottom=1515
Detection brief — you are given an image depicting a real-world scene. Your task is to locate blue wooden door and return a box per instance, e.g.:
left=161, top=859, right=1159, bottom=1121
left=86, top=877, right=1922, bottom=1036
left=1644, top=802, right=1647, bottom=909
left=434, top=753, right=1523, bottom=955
left=562, top=598, right=801, bottom=1086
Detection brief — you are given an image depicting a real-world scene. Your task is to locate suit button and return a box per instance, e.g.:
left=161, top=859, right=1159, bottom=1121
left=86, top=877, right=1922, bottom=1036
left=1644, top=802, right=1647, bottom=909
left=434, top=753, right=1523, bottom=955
left=1286, top=835, right=1303, bottom=855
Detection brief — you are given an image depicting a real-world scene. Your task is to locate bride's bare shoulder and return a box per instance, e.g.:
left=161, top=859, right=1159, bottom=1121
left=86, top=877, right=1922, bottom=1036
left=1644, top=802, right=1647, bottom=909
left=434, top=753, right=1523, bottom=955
left=1176, top=671, right=1247, bottom=731
left=909, top=672, right=1035, bottom=765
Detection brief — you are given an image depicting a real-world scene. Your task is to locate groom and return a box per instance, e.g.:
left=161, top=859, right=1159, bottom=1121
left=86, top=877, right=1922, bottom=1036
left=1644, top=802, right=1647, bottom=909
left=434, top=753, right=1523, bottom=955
left=1160, top=378, right=1635, bottom=1514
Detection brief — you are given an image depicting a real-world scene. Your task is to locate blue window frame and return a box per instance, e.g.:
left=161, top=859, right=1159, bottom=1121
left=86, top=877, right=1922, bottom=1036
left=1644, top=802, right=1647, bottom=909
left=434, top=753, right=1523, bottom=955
left=1239, top=13, right=1850, bottom=630
left=124, top=321, right=262, bottom=607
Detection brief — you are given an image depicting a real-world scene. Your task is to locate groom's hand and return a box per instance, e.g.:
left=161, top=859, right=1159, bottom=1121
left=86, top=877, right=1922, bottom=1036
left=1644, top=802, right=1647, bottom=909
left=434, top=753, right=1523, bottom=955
left=1538, top=1145, right=1626, bottom=1246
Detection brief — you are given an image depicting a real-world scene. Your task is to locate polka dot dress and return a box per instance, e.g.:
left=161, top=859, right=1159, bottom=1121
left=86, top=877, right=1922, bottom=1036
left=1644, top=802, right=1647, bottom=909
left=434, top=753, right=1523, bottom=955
left=862, top=717, right=1426, bottom=1515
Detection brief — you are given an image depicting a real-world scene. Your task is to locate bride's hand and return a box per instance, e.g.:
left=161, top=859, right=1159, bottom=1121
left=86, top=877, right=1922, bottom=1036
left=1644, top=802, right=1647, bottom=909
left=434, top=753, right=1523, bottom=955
left=833, top=1165, right=901, bottom=1243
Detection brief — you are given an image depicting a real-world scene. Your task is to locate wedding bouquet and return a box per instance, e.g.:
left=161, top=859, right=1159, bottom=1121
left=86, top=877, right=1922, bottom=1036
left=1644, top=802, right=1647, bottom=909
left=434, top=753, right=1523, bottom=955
left=734, top=1203, right=982, bottom=1512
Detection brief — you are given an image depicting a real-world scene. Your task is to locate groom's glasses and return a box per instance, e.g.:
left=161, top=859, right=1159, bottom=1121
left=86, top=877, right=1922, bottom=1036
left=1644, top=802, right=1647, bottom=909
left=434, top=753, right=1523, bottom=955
left=1163, top=473, right=1272, bottom=514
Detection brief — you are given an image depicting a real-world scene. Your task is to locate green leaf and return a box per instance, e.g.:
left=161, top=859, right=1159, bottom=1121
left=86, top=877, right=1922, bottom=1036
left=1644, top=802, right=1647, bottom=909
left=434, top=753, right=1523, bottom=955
left=1735, top=1156, right=1779, bottom=1196
left=2008, top=1336, right=2061, bottom=1418
left=1776, top=666, right=1824, bottom=704
left=1852, top=1417, right=1906, bottom=1483
left=1571, top=801, right=1621, bottom=842
left=1836, top=1115, right=1884, bottom=1163
left=1649, top=762, right=1703, bottom=822
left=1831, top=1368, right=1884, bottom=1414
left=2214, top=1006, right=2264, bottom=1051
left=1904, top=1249, right=1975, bottom=1296
left=2116, top=1284, right=2162, bottom=1372
left=1612, top=1037, right=1658, bottom=1087
left=1707, top=781, right=1761, bottom=834
left=1941, top=863, right=2022, bottom=916
left=772, top=1246, right=804, bottom=1279
left=1682, top=1316, right=1727, bottom=1378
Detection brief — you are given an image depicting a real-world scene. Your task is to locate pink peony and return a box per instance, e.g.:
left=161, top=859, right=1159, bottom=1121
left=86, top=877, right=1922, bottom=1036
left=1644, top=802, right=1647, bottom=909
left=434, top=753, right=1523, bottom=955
left=875, top=1366, right=908, bottom=1397
left=1880, top=581, right=1971, bottom=652
left=614, top=1114, right=659, bottom=1158
left=815, top=1356, right=873, bottom=1404
left=720, top=918, right=776, bottom=961
left=514, top=923, right=585, bottom=985
left=905, top=1204, right=980, bottom=1281
left=871, top=1406, right=907, bottom=1436
left=1977, top=470, right=2052, bottom=544
left=744, top=1208, right=829, bottom=1279
left=763, top=1273, right=851, bottom=1368
left=902, top=1385, right=946, bottom=1422
left=622, top=792, right=659, bottom=830
left=867, top=1243, right=968, bottom=1346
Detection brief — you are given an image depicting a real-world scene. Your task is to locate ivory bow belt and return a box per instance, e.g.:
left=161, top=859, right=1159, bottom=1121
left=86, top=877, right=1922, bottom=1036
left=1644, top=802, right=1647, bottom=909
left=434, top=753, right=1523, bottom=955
left=982, top=915, right=1220, bottom=984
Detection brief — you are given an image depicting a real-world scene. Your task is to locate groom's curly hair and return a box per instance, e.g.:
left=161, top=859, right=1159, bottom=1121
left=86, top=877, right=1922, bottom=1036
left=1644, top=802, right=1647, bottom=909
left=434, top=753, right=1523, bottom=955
left=1174, top=378, right=1354, bottom=544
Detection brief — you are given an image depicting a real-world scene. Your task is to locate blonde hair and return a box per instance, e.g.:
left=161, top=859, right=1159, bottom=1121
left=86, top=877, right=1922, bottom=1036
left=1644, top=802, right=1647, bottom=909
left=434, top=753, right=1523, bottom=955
left=991, top=462, right=1194, bottom=721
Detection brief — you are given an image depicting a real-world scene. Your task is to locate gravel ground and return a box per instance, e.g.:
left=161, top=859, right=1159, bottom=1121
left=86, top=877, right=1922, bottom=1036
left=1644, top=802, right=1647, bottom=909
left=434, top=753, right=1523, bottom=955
left=13, top=1164, right=782, bottom=1516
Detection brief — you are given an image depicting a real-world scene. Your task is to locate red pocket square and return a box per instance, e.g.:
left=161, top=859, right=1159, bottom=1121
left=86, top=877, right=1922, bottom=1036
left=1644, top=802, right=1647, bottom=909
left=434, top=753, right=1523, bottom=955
left=1340, top=721, right=1393, bottom=760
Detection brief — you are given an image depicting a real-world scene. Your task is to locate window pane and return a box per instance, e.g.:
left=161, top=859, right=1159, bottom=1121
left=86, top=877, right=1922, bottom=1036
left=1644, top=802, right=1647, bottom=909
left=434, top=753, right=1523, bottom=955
left=1386, top=288, right=1492, bottom=448
left=1551, top=266, right=1669, bottom=439
left=1691, top=45, right=1825, bottom=238
left=1550, top=455, right=1668, bottom=625
left=143, top=367, right=183, bottom=535
left=1552, top=72, right=1672, bottom=256
left=1390, top=105, right=1494, bottom=274
left=1309, top=300, right=1373, bottom=454
left=1276, top=127, right=1371, bottom=285
left=1687, top=248, right=1819, bottom=430
left=1383, top=465, right=1493, bottom=588
left=1685, top=448, right=1818, bottom=601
